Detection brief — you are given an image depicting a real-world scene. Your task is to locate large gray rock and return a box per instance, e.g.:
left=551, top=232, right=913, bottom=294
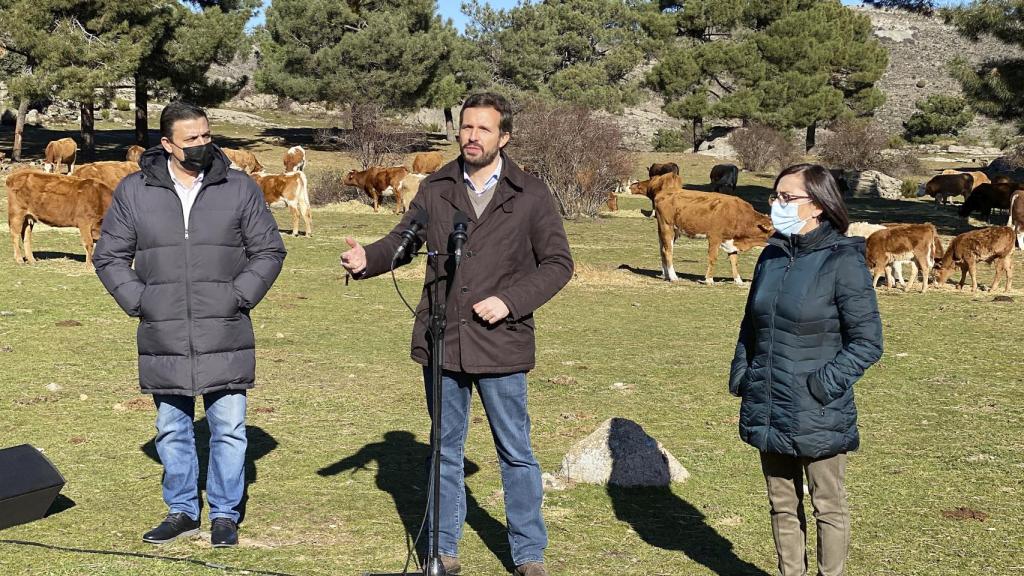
left=848, top=170, right=904, bottom=200
left=558, top=418, right=689, bottom=487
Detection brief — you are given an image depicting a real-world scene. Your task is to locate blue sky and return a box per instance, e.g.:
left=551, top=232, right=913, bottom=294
left=248, top=1, right=963, bottom=33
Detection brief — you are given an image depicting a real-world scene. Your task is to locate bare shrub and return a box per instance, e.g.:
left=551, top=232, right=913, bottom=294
left=312, top=103, right=421, bottom=170
left=731, top=123, right=801, bottom=173
left=508, top=100, right=632, bottom=219
left=818, top=119, right=890, bottom=172
left=308, top=168, right=367, bottom=207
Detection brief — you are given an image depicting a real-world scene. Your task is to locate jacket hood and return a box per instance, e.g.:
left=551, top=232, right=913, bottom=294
left=768, top=221, right=863, bottom=257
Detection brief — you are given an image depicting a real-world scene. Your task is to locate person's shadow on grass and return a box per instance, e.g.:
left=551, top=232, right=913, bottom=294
left=141, top=418, right=278, bottom=525
left=318, top=430, right=516, bottom=572
left=604, top=419, right=769, bottom=576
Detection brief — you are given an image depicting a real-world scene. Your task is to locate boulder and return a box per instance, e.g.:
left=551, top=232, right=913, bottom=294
left=558, top=417, right=689, bottom=487
left=847, top=170, right=904, bottom=200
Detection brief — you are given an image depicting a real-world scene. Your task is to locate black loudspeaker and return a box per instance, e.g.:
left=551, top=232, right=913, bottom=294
left=0, top=444, right=66, bottom=530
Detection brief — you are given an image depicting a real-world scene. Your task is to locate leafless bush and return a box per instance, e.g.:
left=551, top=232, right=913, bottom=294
left=818, top=119, right=891, bottom=172
left=307, top=168, right=367, bottom=207
left=311, top=103, right=421, bottom=170
left=508, top=100, right=632, bottom=219
left=731, top=123, right=801, bottom=173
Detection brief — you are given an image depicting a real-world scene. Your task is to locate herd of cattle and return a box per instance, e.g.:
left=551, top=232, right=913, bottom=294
left=7, top=137, right=1024, bottom=293
left=620, top=162, right=1024, bottom=292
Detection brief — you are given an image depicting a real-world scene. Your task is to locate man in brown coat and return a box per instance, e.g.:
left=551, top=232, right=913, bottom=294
left=341, top=93, right=573, bottom=576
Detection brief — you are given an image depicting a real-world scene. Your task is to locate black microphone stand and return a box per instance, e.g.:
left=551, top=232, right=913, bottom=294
left=366, top=248, right=456, bottom=576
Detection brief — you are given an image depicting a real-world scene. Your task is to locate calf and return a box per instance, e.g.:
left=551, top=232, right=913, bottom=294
left=935, top=226, right=1014, bottom=292
left=43, top=138, right=78, bottom=174
left=125, top=145, right=145, bottom=164
left=922, top=173, right=973, bottom=205
left=846, top=222, right=915, bottom=288
left=709, top=164, right=739, bottom=193
left=649, top=173, right=773, bottom=284
left=6, top=170, right=112, bottom=266
left=1008, top=190, right=1024, bottom=250
left=252, top=171, right=312, bottom=237
left=399, top=172, right=427, bottom=212
left=283, top=146, right=306, bottom=172
left=221, top=147, right=264, bottom=174
left=864, top=223, right=943, bottom=293
left=412, top=151, right=445, bottom=174
left=344, top=166, right=408, bottom=214
left=959, top=182, right=1018, bottom=221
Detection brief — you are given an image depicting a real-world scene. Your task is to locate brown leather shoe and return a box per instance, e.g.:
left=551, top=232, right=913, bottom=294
left=515, top=562, right=548, bottom=576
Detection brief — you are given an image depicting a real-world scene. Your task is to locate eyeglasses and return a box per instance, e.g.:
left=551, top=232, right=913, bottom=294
left=768, top=191, right=812, bottom=207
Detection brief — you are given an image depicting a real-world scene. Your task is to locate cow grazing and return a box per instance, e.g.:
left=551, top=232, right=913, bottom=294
left=846, top=222, right=915, bottom=288
left=73, top=161, right=140, bottom=193
left=125, top=145, right=145, bottom=164
left=344, top=166, right=409, bottom=214
left=709, top=164, right=739, bottom=194
left=43, top=138, right=78, bottom=174
left=221, top=147, right=264, bottom=174
left=648, top=162, right=679, bottom=178
left=935, top=226, right=1014, bottom=292
left=1008, top=190, right=1024, bottom=250
left=283, top=146, right=306, bottom=172
left=922, top=173, right=973, bottom=205
left=864, top=223, right=943, bottom=293
left=959, top=182, right=1019, bottom=220
left=941, top=169, right=990, bottom=197
left=251, top=171, right=312, bottom=237
left=648, top=173, right=773, bottom=284
left=399, top=173, right=427, bottom=212
left=412, top=151, right=445, bottom=174
left=6, top=170, right=113, bottom=266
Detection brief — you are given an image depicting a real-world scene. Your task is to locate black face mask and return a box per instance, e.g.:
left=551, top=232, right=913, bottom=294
left=174, top=142, right=214, bottom=173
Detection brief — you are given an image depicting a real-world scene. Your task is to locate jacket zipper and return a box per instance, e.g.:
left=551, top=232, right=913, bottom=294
left=763, top=247, right=795, bottom=451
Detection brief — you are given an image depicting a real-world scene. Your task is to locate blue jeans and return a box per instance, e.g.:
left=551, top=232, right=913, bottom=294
left=424, top=369, right=547, bottom=566
left=152, top=391, right=247, bottom=523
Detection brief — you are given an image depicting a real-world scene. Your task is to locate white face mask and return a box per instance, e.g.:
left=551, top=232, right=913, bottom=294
left=771, top=201, right=809, bottom=237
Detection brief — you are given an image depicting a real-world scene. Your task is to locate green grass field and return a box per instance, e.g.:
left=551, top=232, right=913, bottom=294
left=0, top=123, right=1022, bottom=575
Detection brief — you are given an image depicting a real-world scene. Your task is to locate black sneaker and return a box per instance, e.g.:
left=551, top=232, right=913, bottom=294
left=211, top=517, right=239, bottom=548
left=142, top=513, right=200, bottom=544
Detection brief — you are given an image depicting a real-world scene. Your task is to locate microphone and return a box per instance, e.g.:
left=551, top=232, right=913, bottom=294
left=393, top=209, right=428, bottom=262
left=451, top=210, right=469, bottom=267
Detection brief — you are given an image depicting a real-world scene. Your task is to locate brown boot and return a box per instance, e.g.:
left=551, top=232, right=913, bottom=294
left=515, top=562, right=548, bottom=576
left=424, top=555, right=461, bottom=575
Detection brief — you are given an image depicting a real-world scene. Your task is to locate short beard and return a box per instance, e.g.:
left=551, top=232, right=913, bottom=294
left=462, top=145, right=500, bottom=168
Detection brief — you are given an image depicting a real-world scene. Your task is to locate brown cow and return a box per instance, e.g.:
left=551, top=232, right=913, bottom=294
left=1008, top=190, right=1024, bottom=250
left=648, top=173, right=773, bottom=284
left=399, top=173, right=427, bottom=212
left=648, top=162, right=679, bottom=178
left=864, top=223, right=943, bottom=293
left=991, top=175, right=1017, bottom=185
left=412, top=151, right=445, bottom=174
left=344, top=166, right=409, bottom=214
left=221, top=147, right=264, bottom=174
left=847, top=222, right=914, bottom=288
left=941, top=169, right=990, bottom=197
left=251, top=171, right=312, bottom=237
left=43, top=138, right=78, bottom=174
left=709, top=164, right=739, bottom=193
left=73, top=161, right=140, bottom=193
left=922, top=173, right=973, bottom=205
left=125, top=145, right=145, bottom=164
left=6, top=170, right=113, bottom=266
left=283, top=146, right=306, bottom=172
left=935, top=226, right=1014, bottom=292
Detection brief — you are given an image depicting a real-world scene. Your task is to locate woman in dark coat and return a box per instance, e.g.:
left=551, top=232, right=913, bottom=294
left=729, top=164, right=883, bottom=576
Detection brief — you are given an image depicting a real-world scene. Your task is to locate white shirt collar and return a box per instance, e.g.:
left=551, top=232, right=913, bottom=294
left=463, top=156, right=502, bottom=196
left=167, top=157, right=204, bottom=190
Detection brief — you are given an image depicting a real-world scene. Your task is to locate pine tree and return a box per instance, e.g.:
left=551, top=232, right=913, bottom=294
left=256, top=0, right=465, bottom=128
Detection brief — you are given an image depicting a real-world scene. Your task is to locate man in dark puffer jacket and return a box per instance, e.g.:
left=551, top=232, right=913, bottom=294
left=730, top=164, right=882, bottom=576
left=93, top=102, right=286, bottom=548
